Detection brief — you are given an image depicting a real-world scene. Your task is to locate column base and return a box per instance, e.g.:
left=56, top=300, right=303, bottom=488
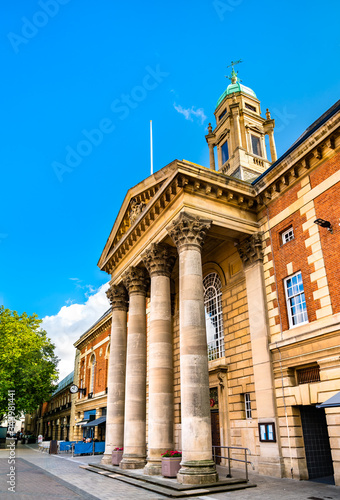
left=120, top=455, right=146, bottom=470
left=144, top=459, right=161, bottom=476
left=177, top=460, right=218, bottom=485
left=100, top=453, right=113, bottom=465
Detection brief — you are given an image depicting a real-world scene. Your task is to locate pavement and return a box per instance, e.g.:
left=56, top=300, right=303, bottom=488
left=0, top=443, right=339, bottom=499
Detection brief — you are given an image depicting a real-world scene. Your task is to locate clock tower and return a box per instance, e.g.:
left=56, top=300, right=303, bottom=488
left=205, top=62, right=277, bottom=181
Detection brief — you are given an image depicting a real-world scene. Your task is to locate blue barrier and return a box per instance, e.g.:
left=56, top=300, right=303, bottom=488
left=74, top=442, right=93, bottom=455
left=59, top=441, right=76, bottom=451
left=94, top=441, right=105, bottom=453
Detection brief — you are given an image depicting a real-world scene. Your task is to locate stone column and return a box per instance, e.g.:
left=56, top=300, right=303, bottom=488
left=120, top=267, right=148, bottom=469
left=267, top=130, right=277, bottom=163
left=101, top=284, right=128, bottom=465
left=237, top=233, right=283, bottom=477
left=208, top=143, right=216, bottom=171
left=142, top=243, right=177, bottom=475
left=167, top=212, right=218, bottom=485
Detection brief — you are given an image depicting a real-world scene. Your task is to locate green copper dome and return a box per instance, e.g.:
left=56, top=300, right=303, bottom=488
left=216, top=82, right=257, bottom=108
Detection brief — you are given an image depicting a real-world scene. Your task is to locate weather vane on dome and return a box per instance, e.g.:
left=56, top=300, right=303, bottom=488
left=226, top=59, right=243, bottom=84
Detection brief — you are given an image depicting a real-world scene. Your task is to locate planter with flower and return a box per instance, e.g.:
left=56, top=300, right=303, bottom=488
left=112, top=447, right=123, bottom=466
left=161, top=450, right=182, bottom=477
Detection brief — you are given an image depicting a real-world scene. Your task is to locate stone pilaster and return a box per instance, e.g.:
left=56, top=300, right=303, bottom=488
left=101, top=284, right=128, bottom=465
left=167, top=212, right=218, bottom=485
left=236, top=233, right=283, bottom=477
left=230, top=104, right=242, bottom=149
left=120, top=267, right=148, bottom=469
left=142, top=244, right=176, bottom=475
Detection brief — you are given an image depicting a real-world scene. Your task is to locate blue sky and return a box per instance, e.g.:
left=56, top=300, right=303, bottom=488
left=1, top=1, right=340, bottom=378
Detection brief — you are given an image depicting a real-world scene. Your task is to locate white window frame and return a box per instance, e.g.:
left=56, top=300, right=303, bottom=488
left=284, top=271, right=308, bottom=329
left=244, top=393, right=252, bottom=419
left=203, top=272, right=225, bottom=361
left=282, top=227, right=294, bottom=244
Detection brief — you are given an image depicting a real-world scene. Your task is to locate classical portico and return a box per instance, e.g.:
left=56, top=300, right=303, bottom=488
left=97, top=152, right=269, bottom=482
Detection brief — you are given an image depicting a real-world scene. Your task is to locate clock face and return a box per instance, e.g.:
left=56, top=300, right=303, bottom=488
left=69, top=384, right=79, bottom=394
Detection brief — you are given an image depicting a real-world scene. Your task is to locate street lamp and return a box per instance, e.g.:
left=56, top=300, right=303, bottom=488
left=314, top=218, right=333, bottom=234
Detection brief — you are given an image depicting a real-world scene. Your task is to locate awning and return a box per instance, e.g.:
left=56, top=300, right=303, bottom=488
left=82, top=416, right=106, bottom=427
left=75, top=419, right=89, bottom=426
left=316, top=392, right=340, bottom=408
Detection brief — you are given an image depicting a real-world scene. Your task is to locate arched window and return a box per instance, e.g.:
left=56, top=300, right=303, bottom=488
left=203, top=272, right=225, bottom=360
left=89, top=354, right=96, bottom=394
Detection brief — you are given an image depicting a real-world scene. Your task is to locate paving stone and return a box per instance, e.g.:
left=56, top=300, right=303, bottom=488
left=1, top=444, right=339, bottom=500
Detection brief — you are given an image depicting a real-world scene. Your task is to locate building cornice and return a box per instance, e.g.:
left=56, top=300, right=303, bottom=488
left=74, top=310, right=112, bottom=349
left=254, top=108, right=340, bottom=203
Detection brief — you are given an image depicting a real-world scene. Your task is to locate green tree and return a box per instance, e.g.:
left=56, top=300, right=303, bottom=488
left=0, top=306, right=59, bottom=420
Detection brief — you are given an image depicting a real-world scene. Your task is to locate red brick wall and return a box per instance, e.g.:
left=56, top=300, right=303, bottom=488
left=265, top=151, right=340, bottom=329
left=309, top=151, right=340, bottom=188
left=78, top=326, right=110, bottom=397
left=269, top=211, right=317, bottom=331
left=266, top=181, right=303, bottom=219
left=314, top=182, right=340, bottom=313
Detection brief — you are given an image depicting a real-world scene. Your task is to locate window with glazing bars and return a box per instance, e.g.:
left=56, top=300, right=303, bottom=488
left=282, top=227, right=294, bottom=244
left=203, top=272, right=225, bottom=360
left=284, top=272, right=308, bottom=328
left=244, top=393, right=252, bottom=419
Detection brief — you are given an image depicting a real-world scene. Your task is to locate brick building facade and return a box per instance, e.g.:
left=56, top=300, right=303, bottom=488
left=41, top=372, right=73, bottom=441
left=71, top=310, right=111, bottom=442
left=71, top=69, right=340, bottom=485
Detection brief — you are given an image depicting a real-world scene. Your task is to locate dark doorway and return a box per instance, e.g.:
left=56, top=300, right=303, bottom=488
left=211, top=410, right=221, bottom=464
left=210, top=386, right=221, bottom=464
left=300, top=406, right=334, bottom=482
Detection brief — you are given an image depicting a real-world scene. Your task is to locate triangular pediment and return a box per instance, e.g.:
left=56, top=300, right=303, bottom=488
left=98, top=158, right=259, bottom=275
left=98, top=161, right=178, bottom=269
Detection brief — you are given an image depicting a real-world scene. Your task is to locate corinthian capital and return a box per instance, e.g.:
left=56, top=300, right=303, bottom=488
left=236, top=233, right=263, bottom=268
left=122, top=267, right=149, bottom=295
left=106, top=284, right=128, bottom=311
left=166, top=212, right=211, bottom=251
left=142, top=243, right=177, bottom=278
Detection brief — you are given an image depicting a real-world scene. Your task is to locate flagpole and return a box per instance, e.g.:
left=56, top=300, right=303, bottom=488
left=150, top=120, right=153, bottom=175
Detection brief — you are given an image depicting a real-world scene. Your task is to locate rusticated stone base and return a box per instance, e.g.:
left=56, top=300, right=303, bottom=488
left=120, top=455, right=146, bottom=470
left=258, top=457, right=284, bottom=478
left=177, top=460, right=218, bottom=485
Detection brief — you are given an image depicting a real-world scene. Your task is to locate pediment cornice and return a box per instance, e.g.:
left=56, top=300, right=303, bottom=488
left=99, top=160, right=258, bottom=275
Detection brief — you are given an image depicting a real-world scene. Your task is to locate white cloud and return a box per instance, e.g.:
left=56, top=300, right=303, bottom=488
left=42, top=282, right=110, bottom=383
left=174, top=103, right=207, bottom=125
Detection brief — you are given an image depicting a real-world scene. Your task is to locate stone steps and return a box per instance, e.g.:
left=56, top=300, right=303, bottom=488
left=80, top=463, right=256, bottom=497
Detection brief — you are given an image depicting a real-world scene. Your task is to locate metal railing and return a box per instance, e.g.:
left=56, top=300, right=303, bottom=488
left=212, top=445, right=254, bottom=482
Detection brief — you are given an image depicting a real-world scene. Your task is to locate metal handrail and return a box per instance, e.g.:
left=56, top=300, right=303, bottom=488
left=212, top=445, right=254, bottom=482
